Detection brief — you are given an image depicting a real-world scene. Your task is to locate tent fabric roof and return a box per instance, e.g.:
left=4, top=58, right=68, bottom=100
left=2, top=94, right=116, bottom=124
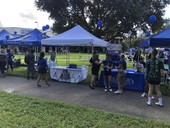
left=150, top=27, right=170, bottom=47
left=41, top=25, right=108, bottom=47
left=7, top=28, right=47, bottom=46
left=0, top=29, right=18, bottom=45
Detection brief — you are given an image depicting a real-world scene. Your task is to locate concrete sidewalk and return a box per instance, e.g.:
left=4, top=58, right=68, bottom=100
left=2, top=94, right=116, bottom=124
left=0, top=76, right=170, bottom=122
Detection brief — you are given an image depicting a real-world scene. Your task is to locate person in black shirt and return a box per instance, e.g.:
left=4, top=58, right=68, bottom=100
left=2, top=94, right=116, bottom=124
left=25, top=49, right=35, bottom=80
left=89, top=52, right=101, bottom=89
left=6, top=49, right=14, bottom=72
left=0, top=50, right=7, bottom=77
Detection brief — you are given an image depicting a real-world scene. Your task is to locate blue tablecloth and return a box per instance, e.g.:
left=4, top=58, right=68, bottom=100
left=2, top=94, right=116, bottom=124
left=98, top=69, right=145, bottom=91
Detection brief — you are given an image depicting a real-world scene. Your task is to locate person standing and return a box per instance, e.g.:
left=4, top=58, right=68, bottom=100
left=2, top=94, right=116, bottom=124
left=6, top=49, right=14, bottom=72
left=36, top=51, right=50, bottom=87
left=0, top=50, right=7, bottom=77
left=50, top=49, right=56, bottom=62
left=111, top=51, right=120, bottom=68
left=102, top=54, right=113, bottom=92
left=146, top=49, right=164, bottom=107
left=141, top=52, right=155, bottom=99
left=89, top=51, right=101, bottom=89
left=114, top=54, right=127, bottom=94
left=25, top=49, right=35, bottom=80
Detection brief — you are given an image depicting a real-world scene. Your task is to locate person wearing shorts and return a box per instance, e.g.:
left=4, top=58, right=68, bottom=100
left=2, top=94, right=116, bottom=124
left=89, top=52, right=101, bottom=89
left=146, top=48, right=164, bottom=107
left=114, top=54, right=126, bottom=94
left=102, top=54, right=113, bottom=92
left=36, top=51, right=50, bottom=87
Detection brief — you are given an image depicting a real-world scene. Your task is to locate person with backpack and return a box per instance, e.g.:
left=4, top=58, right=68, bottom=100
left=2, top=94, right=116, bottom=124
left=146, top=49, right=164, bottom=107
left=25, top=49, right=35, bottom=80
left=114, top=54, right=127, bottom=94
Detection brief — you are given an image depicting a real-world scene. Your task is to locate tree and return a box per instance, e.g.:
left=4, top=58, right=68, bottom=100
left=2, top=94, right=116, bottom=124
left=35, top=0, right=169, bottom=42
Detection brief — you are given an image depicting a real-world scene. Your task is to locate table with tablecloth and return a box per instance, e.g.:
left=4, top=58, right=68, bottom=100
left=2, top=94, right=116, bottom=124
left=50, top=66, right=88, bottom=83
left=98, top=69, right=145, bottom=91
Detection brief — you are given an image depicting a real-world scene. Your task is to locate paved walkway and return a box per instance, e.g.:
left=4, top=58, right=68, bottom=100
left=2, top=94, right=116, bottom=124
left=0, top=76, right=170, bottom=122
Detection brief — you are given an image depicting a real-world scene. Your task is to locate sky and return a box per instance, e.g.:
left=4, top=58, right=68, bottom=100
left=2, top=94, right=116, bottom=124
left=0, top=0, right=54, bottom=29
left=0, top=0, right=170, bottom=30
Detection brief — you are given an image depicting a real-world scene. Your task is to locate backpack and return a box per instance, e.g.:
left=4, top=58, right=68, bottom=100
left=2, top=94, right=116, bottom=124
left=24, top=55, right=29, bottom=64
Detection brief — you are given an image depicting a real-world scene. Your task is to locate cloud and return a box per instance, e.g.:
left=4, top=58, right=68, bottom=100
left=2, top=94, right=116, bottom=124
left=0, top=21, right=3, bottom=27
left=19, top=12, right=37, bottom=21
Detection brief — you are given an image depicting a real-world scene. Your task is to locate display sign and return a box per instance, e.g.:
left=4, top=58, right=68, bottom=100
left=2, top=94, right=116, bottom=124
left=50, top=66, right=88, bottom=83
left=107, top=44, right=122, bottom=55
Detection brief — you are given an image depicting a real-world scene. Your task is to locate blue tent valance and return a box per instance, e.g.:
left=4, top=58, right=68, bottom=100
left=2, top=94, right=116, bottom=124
left=150, top=27, right=170, bottom=47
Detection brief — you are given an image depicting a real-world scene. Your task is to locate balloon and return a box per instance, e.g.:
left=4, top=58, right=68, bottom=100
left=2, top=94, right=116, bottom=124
left=149, top=15, right=156, bottom=23
left=97, top=20, right=103, bottom=27
left=14, top=31, right=17, bottom=35
left=145, top=31, right=150, bottom=37
left=42, top=26, right=46, bottom=31
left=6, top=35, right=10, bottom=40
left=45, top=24, right=50, bottom=29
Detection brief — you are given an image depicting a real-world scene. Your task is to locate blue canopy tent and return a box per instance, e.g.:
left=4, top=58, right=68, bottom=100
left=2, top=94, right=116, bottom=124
left=139, top=39, right=150, bottom=47
left=150, top=27, right=170, bottom=47
left=0, top=29, right=19, bottom=45
left=7, top=28, right=49, bottom=61
left=7, top=28, right=48, bottom=46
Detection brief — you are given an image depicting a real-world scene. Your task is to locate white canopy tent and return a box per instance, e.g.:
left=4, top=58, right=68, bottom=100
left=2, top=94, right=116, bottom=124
left=41, top=25, right=109, bottom=64
left=41, top=25, right=108, bottom=47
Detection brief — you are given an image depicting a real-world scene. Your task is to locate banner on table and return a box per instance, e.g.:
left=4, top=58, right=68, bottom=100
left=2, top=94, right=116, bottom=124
left=50, top=66, right=88, bottom=83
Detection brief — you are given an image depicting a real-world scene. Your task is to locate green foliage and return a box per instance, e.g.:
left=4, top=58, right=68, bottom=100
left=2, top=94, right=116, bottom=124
left=35, top=0, right=168, bottom=42
left=0, top=91, right=170, bottom=127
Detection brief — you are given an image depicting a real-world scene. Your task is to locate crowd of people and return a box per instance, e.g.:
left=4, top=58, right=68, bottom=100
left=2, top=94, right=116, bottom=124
left=0, top=48, right=55, bottom=88
left=0, top=47, right=168, bottom=107
left=89, top=51, right=127, bottom=94
left=89, top=48, right=167, bottom=107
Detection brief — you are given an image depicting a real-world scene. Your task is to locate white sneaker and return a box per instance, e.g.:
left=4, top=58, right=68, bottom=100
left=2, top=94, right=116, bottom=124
left=114, top=90, right=122, bottom=94
left=104, top=88, right=108, bottom=92
left=146, top=101, right=151, bottom=106
left=155, top=102, right=163, bottom=107
left=109, top=88, right=112, bottom=92
left=141, top=92, right=146, bottom=97
left=151, top=96, right=155, bottom=100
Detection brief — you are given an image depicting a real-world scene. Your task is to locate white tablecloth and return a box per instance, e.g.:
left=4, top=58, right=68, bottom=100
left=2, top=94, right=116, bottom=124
left=50, top=66, right=88, bottom=83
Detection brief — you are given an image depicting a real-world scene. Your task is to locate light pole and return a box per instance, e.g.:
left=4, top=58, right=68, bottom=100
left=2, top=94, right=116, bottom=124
left=35, top=21, right=38, bottom=29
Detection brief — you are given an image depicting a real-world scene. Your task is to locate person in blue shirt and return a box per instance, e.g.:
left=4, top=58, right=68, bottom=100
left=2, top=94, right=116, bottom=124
left=111, top=51, right=120, bottom=68
left=6, top=49, right=14, bottom=72
left=36, top=51, right=50, bottom=87
left=114, top=54, right=127, bottom=94
left=102, top=54, right=113, bottom=92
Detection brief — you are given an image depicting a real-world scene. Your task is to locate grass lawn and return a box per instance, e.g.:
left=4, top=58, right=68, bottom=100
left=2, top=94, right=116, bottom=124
left=0, top=91, right=170, bottom=128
